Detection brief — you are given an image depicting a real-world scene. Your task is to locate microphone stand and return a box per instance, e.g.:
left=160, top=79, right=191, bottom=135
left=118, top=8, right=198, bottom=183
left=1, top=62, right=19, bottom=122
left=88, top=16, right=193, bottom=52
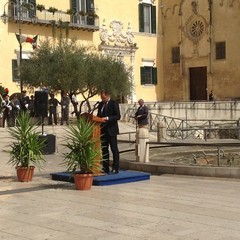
left=90, top=101, right=100, bottom=114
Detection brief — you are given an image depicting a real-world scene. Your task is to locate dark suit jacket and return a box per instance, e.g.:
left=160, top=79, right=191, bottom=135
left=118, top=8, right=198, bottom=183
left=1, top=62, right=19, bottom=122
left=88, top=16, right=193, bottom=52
left=97, top=99, right=121, bottom=136
left=135, top=105, right=149, bottom=125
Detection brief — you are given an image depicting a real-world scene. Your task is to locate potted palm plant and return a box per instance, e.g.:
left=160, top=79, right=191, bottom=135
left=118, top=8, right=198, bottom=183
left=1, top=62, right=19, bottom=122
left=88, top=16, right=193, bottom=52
left=62, top=117, right=101, bottom=190
left=7, top=112, right=46, bottom=182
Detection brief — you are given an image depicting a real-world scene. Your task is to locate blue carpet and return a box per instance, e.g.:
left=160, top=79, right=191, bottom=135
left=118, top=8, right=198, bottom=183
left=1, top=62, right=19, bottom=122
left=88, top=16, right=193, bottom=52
left=51, top=170, right=150, bottom=186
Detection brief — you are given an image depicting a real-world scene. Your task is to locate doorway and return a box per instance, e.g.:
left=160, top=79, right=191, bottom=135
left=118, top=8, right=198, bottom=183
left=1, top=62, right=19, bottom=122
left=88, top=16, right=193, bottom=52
left=189, top=66, right=207, bottom=101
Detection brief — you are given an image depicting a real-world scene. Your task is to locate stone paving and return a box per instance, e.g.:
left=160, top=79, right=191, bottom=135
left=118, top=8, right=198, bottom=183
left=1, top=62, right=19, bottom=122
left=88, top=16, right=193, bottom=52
left=0, top=123, right=240, bottom=240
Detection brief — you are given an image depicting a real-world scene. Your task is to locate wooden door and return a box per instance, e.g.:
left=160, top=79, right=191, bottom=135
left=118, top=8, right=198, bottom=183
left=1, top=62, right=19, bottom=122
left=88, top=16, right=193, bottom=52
left=189, top=67, right=207, bottom=101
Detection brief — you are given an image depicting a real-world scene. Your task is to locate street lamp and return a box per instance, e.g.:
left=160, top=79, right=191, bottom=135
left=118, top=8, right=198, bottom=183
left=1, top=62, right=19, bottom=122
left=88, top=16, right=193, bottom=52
left=1, top=1, right=35, bottom=93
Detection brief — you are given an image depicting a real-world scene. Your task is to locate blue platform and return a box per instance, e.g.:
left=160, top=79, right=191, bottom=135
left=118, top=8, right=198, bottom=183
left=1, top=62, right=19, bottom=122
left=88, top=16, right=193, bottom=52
left=51, top=170, right=150, bottom=186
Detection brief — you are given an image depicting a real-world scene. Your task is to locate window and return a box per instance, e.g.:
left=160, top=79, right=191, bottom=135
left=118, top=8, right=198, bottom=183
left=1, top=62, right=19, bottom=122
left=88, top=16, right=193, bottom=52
left=172, top=47, right=180, bottom=64
left=216, top=42, right=226, bottom=60
left=11, top=0, right=36, bottom=19
left=139, top=3, right=156, bottom=34
left=12, top=59, right=19, bottom=82
left=140, top=67, right=157, bottom=85
left=71, top=0, right=95, bottom=25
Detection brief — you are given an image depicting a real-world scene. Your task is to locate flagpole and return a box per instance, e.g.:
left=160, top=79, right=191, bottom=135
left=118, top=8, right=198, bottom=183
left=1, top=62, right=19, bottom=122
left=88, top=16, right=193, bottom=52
left=17, top=0, right=23, bottom=93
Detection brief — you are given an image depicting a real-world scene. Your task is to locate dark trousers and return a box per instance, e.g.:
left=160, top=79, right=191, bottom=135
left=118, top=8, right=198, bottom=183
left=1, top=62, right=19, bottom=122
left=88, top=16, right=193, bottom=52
left=49, top=109, right=57, bottom=125
left=71, top=103, right=78, bottom=116
left=10, top=110, right=19, bottom=127
left=2, top=110, right=10, bottom=128
left=61, top=107, right=69, bottom=125
left=101, top=131, right=119, bottom=172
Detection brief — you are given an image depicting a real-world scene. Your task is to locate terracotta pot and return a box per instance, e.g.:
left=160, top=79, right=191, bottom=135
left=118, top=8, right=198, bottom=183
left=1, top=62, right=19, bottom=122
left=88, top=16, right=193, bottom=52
left=74, top=173, right=93, bottom=190
left=16, top=166, right=35, bottom=182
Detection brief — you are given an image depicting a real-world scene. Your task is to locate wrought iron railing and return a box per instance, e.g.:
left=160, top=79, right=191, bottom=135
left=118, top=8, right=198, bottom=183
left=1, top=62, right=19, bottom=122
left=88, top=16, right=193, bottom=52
left=9, top=5, right=99, bottom=31
left=123, top=108, right=240, bottom=140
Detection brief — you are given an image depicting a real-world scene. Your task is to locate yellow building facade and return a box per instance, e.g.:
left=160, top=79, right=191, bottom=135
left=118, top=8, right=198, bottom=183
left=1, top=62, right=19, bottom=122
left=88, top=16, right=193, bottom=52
left=0, top=0, right=160, bottom=103
left=1, top=0, right=238, bottom=102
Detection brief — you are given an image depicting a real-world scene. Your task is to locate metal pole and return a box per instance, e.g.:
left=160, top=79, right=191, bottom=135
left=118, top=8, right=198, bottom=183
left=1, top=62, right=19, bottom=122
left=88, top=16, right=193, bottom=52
left=217, top=146, right=220, bottom=166
left=17, top=0, right=23, bottom=92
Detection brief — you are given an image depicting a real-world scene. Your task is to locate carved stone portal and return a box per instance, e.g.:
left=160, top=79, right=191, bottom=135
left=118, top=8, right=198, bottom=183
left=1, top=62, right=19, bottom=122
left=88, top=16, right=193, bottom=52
left=100, top=20, right=136, bottom=47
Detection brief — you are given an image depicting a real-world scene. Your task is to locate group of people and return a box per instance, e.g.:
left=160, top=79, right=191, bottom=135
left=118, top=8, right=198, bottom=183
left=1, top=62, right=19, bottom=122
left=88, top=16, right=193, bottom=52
left=0, top=90, right=79, bottom=128
left=1, top=88, right=149, bottom=175
left=0, top=91, right=34, bottom=127
left=48, top=91, right=78, bottom=126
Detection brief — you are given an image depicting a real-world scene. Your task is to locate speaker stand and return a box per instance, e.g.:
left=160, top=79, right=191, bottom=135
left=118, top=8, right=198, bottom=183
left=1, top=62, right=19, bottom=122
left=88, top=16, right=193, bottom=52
left=41, top=115, right=45, bottom=135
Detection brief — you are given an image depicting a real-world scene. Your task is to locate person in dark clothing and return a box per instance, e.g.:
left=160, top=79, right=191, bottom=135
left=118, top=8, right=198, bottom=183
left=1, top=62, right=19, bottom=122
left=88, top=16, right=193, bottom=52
left=209, top=90, right=215, bottom=101
left=1, top=94, right=12, bottom=127
left=60, top=92, right=70, bottom=125
left=135, top=99, right=149, bottom=128
left=19, top=90, right=30, bottom=112
left=48, top=93, right=60, bottom=125
left=69, top=91, right=78, bottom=117
left=10, top=94, right=20, bottom=126
left=97, top=90, right=121, bottom=174
left=28, top=95, right=35, bottom=117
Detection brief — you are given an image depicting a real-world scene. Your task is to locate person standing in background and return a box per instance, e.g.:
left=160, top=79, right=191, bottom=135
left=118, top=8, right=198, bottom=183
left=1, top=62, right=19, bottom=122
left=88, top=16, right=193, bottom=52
left=60, top=92, right=70, bottom=125
left=209, top=90, right=215, bottom=101
left=97, top=90, right=121, bottom=174
left=49, top=93, right=60, bottom=125
left=135, top=99, right=149, bottom=128
left=19, top=90, right=30, bottom=112
left=1, top=94, right=12, bottom=127
left=28, top=95, right=35, bottom=117
left=10, top=94, right=20, bottom=126
left=70, top=91, right=78, bottom=117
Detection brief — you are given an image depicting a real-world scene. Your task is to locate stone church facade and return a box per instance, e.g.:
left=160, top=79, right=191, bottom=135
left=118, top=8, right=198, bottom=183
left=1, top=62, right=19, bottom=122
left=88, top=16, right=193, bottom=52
left=160, top=0, right=240, bottom=101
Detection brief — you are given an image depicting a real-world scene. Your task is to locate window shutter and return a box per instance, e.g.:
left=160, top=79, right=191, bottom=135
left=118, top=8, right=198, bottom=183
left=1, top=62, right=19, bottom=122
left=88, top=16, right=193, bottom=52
left=139, top=4, right=144, bottom=33
left=152, top=67, right=157, bottom=85
left=12, top=59, right=19, bottom=82
left=172, top=47, right=180, bottom=63
left=140, top=67, right=146, bottom=85
left=86, top=0, right=94, bottom=12
left=29, top=0, right=36, bottom=6
left=71, top=0, right=77, bottom=11
left=29, top=0, right=36, bottom=18
left=151, top=5, right=156, bottom=34
left=216, top=42, right=226, bottom=60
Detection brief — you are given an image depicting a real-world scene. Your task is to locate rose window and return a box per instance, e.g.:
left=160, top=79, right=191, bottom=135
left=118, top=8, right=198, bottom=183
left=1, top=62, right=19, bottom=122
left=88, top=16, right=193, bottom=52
left=186, top=15, right=206, bottom=42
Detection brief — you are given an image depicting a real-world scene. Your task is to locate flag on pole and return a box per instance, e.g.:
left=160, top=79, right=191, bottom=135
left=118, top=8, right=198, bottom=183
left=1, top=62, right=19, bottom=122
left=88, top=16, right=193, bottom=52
left=15, top=34, right=38, bottom=49
left=32, top=35, right=38, bottom=49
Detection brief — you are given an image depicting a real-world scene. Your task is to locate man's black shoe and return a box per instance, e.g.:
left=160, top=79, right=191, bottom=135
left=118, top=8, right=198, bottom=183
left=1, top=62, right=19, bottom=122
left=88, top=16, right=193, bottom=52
left=102, top=168, right=109, bottom=174
left=111, top=169, right=119, bottom=174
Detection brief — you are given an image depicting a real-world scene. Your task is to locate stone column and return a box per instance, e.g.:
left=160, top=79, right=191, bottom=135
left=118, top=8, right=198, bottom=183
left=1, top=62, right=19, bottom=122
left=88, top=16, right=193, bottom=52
left=135, top=127, right=150, bottom=162
left=157, top=122, right=166, bottom=142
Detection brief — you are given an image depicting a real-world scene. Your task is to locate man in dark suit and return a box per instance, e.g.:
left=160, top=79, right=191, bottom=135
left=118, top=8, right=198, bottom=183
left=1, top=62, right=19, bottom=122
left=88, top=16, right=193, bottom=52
left=97, top=90, right=121, bottom=174
left=135, top=99, right=149, bottom=128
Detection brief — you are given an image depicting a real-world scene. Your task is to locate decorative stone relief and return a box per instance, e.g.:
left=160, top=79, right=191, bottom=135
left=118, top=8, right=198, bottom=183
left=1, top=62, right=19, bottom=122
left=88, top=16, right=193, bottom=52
left=139, top=0, right=156, bottom=4
left=184, top=1, right=207, bottom=43
left=100, top=20, right=136, bottom=47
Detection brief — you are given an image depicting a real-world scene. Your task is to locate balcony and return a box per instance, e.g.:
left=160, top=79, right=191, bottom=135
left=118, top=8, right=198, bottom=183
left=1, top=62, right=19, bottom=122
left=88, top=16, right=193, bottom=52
left=8, top=4, right=99, bottom=32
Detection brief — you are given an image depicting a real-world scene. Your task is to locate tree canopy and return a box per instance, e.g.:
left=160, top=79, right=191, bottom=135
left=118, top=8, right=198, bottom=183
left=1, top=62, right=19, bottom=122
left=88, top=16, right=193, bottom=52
left=20, top=39, right=132, bottom=112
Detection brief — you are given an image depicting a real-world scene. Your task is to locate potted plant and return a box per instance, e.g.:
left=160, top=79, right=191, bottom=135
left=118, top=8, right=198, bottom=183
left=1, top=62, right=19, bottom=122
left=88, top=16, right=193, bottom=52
left=87, top=10, right=98, bottom=17
left=66, top=9, right=76, bottom=15
left=7, top=112, right=46, bottom=182
left=36, top=4, right=45, bottom=12
left=79, top=10, right=86, bottom=16
left=48, top=7, right=58, bottom=15
left=62, top=117, right=101, bottom=190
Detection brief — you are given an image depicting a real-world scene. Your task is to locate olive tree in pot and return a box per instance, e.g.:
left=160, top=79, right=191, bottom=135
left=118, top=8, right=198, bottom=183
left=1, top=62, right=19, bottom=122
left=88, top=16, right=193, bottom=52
left=62, top=117, right=101, bottom=190
left=7, top=112, right=46, bottom=182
